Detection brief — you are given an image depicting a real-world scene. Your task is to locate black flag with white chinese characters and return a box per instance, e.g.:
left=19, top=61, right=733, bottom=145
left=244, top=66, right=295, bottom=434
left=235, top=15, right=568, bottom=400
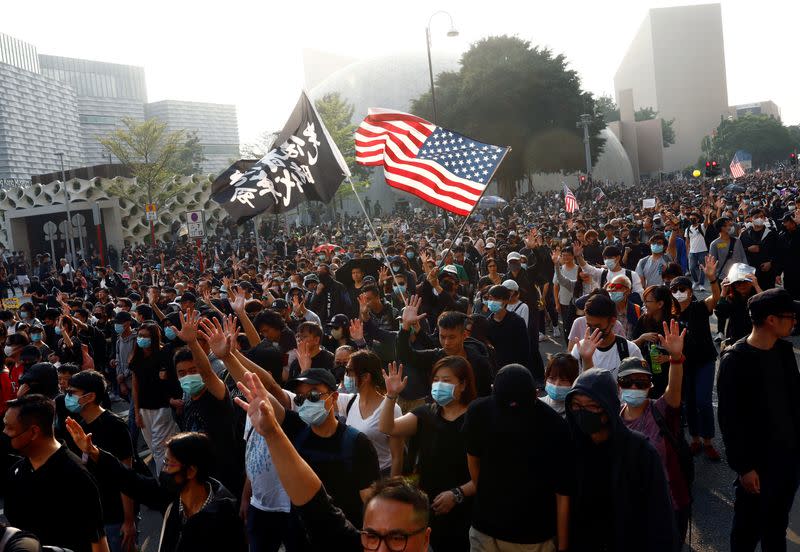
left=211, top=91, right=349, bottom=223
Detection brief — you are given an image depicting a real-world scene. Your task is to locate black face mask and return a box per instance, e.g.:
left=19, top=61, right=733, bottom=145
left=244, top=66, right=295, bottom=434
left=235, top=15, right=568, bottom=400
left=572, top=409, right=607, bottom=436
left=158, top=469, right=186, bottom=494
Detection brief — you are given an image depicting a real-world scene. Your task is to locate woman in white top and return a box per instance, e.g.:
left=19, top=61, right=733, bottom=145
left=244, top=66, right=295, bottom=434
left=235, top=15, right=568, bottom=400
left=539, top=352, right=579, bottom=417
left=336, top=350, right=403, bottom=476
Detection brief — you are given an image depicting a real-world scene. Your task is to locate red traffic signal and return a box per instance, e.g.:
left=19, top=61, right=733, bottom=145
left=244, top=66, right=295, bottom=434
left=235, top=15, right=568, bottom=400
left=579, top=175, right=586, bottom=183
left=711, top=161, right=718, bottom=167
left=791, top=153, right=797, bottom=159
left=705, top=162, right=711, bottom=167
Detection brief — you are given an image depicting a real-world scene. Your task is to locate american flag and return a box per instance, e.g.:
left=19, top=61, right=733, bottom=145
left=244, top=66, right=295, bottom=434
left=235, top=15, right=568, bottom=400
left=563, top=183, right=579, bottom=213
left=355, top=109, right=509, bottom=216
left=730, top=151, right=748, bottom=179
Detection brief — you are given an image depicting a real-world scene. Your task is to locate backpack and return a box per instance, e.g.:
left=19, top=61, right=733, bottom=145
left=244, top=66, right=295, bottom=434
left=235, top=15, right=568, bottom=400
left=600, top=268, right=633, bottom=288
left=614, top=336, right=630, bottom=360
left=651, top=403, right=696, bottom=486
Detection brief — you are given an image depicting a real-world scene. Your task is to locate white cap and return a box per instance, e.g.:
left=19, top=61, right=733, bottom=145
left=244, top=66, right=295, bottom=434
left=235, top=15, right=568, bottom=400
left=502, top=279, right=519, bottom=291
left=441, top=264, right=459, bottom=276
left=507, top=251, right=522, bottom=262
left=485, top=242, right=496, bottom=249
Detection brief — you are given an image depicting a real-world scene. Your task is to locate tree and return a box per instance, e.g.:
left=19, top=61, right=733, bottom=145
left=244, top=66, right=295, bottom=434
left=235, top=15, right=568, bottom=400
left=314, top=92, right=369, bottom=205
left=699, top=114, right=797, bottom=167
left=597, top=95, right=620, bottom=123
left=410, top=35, right=605, bottom=198
left=240, top=131, right=279, bottom=159
left=171, top=131, right=206, bottom=175
left=98, top=117, right=198, bottom=206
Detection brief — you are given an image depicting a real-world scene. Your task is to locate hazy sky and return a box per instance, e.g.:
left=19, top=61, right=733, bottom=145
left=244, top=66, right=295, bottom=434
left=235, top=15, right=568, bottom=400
left=4, top=0, right=799, bottom=145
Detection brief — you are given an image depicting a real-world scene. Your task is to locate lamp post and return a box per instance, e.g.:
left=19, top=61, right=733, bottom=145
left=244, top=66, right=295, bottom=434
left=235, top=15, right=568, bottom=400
left=56, top=152, right=76, bottom=267
left=426, top=11, right=458, bottom=230
left=576, top=114, right=593, bottom=178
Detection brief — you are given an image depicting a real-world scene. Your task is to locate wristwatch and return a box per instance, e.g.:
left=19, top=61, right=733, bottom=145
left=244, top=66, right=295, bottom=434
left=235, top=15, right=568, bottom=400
left=451, top=487, right=465, bottom=504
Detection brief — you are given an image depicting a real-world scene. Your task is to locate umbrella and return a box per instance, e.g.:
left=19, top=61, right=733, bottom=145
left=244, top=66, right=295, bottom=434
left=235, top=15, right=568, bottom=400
left=478, top=195, right=508, bottom=210
left=314, top=243, right=344, bottom=255
left=336, top=258, right=382, bottom=288
left=724, top=183, right=746, bottom=193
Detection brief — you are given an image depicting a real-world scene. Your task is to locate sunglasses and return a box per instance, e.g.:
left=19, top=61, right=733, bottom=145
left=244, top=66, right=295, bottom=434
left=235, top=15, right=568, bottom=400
left=671, top=286, right=690, bottom=293
left=293, top=390, right=331, bottom=407
left=618, top=377, right=652, bottom=389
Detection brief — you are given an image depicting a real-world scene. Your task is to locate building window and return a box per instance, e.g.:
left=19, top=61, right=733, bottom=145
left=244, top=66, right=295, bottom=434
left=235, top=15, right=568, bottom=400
left=80, top=115, right=117, bottom=125
left=203, top=144, right=239, bottom=155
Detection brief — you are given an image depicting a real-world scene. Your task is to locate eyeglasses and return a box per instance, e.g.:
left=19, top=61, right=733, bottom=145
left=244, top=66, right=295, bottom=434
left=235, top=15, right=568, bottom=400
left=618, top=377, right=652, bottom=389
left=671, top=286, right=690, bottom=293
left=293, top=390, right=331, bottom=407
left=360, top=527, right=427, bottom=552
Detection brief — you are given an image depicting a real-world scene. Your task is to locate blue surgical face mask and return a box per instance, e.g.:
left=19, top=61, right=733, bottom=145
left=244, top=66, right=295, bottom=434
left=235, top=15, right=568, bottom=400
left=650, top=244, right=664, bottom=254
left=486, top=300, right=503, bottom=313
left=137, top=337, right=152, bottom=349
left=621, top=388, right=649, bottom=407
left=179, top=374, right=206, bottom=397
left=342, top=374, right=358, bottom=394
left=114, top=323, right=125, bottom=335
left=431, top=381, right=456, bottom=406
left=54, top=326, right=62, bottom=336
left=64, top=393, right=83, bottom=413
left=664, top=230, right=672, bottom=239
left=609, top=291, right=625, bottom=303
left=31, top=332, right=42, bottom=342
left=604, top=258, right=617, bottom=270
left=164, top=327, right=177, bottom=341
left=545, top=382, right=570, bottom=402
left=297, top=397, right=330, bottom=426
left=406, top=251, right=415, bottom=259
left=19, top=311, right=28, bottom=320
left=393, top=285, right=406, bottom=295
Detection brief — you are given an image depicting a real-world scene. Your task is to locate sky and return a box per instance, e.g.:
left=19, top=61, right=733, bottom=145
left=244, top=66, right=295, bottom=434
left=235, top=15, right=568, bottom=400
left=4, top=0, right=800, bottom=146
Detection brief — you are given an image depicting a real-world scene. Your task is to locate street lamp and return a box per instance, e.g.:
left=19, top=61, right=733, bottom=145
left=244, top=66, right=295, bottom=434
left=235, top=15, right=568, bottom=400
left=56, top=152, right=76, bottom=266
left=576, top=114, right=593, bottom=178
left=425, top=11, right=459, bottom=124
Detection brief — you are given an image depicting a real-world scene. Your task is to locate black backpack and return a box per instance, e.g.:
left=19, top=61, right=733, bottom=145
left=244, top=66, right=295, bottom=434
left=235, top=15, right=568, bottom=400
left=651, top=403, right=695, bottom=487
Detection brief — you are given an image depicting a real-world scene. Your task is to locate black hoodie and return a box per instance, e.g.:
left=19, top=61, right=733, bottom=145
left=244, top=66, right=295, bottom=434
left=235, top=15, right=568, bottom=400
left=565, top=369, right=677, bottom=552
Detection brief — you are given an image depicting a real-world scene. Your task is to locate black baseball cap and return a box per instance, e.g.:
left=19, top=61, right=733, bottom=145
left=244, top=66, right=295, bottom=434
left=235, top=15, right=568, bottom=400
left=287, top=368, right=336, bottom=391
left=329, top=314, right=350, bottom=329
left=272, top=299, right=289, bottom=310
left=180, top=292, right=197, bottom=303
left=669, top=276, right=693, bottom=290
left=748, top=288, right=800, bottom=320
left=114, top=310, right=133, bottom=323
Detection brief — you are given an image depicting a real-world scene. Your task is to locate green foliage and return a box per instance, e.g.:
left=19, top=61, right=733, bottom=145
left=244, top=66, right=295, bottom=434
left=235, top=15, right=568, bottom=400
left=699, top=115, right=798, bottom=167
left=409, top=35, right=605, bottom=197
left=171, top=131, right=205, bottom=175
left=240, top=131, right=279, bottom=159
left=98, top=117, right=198, bottom=205
left=633, top=107, right=675, bottom=147
left=597, top=95, right=620, bottom=122
left=313, top=92, right=370, bottom=198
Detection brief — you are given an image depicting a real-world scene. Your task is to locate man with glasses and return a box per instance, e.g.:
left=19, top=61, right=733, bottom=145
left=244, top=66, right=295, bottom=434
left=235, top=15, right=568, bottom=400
left=267, top=367, right=379, bottom=541
left=235, top=371, right=429, bottom=552
left=718, top=288, right=800, bottom=551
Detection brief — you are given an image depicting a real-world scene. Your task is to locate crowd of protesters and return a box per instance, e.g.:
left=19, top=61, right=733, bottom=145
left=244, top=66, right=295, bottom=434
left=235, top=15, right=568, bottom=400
left=0, top=168, right=799, bottom=552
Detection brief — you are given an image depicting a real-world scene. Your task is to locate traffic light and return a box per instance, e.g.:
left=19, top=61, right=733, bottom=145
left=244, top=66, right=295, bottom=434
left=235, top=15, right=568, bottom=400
left=579, top=175, right=586, bottom=185
left=705, top=161, right=712, bottom=177
left=705, top=161, right=721, bottom=177
left=791, top=152, right=798, bottom=167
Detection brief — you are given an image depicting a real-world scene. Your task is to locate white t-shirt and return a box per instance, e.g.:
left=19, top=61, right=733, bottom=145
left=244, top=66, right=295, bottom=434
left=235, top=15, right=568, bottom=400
left=244, top=390, right=295, bottom=512
left=507, top=300, right=530, bottom=327
left=685, top=224, right=708, bottom=253
left=570, top=337, right=642, bottom=380
left=337, top=393, right=401, bottom=472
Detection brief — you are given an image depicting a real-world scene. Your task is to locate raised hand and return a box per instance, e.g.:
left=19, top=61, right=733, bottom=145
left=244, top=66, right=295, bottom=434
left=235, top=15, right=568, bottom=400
left=358, top=293, right=371, bottom=320
left=400, top=295, right=427, bottom=331
left=235, top=372, right=280, bottom=438
left=297, top=340, right=313, bottom=372
left=176, top=308, right=201, bottom=343
left=658, top=319, right=686, bottom=359
left=701, top=254, right=718, bottom=280
left=551, top=250, right=561, bottom=266
left=292, top=294, right=306, bottom=316
left=382, top=362, right=408, bottom=397
left=199, top=316, right=233, bottom=359
left=65, top=417, right=97, bottom=459
left=148, top=287, right=159, bottom=305
left=230, top=286, right=247, bottom=313
left=572, top=242, right=584, bottom=259
left=349, top=318, right=364, bottom=341
left=578, top=327, right=603, bottom=361
left=379, top=265, right=390, bottom=284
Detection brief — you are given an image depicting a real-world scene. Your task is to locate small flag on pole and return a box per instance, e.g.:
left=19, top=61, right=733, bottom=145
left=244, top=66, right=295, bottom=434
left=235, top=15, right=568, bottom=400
left=563, top=183, right=579, bottom=213
left=355, top=108, right=509, bottom=216
left=729, top=150, right=750, bottom=179
left=211, top=91, right=349, bottom=224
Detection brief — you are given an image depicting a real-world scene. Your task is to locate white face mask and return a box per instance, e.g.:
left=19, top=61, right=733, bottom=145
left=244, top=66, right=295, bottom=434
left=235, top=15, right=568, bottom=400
left=753, top=218, right=765, bottom=227
left=672, top=291, right=689, bottom=302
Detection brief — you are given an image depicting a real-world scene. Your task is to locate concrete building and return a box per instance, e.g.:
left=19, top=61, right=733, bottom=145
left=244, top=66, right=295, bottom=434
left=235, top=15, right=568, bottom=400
left=730, top=100, right=781, bottom=120
left=0, top=32, right=240, bottom=181
left=614, top=4, right=729, bottom=171
left=145, top=100, right=240, bottom=174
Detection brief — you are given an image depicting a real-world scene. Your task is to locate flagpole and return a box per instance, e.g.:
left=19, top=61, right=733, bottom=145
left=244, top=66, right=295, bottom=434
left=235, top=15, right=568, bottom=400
left=437, top=147, right=511, bottom=270
left=347, top=177, right=407, bottom=305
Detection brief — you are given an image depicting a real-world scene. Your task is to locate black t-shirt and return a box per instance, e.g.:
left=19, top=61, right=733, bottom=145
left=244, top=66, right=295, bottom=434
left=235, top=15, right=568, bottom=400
left=763, top=346, right=798, bottom=450
left=5, top=446, right=105, bottom=552
left=287, top=348, right=335, bottom=381
left=463, top=397, right=575, bottom=544
left=182, top=388, right=241, bottom=494
left=487, top=311, right=530, bottom=369
left=130, top=349, right=180, bottom=409
left=282, top=411, right=379, bottom=528
left=678, top=299, right=717, bottom=365
left=412, top=404, right=470, bottom=498
left=71, top=410, right=134, bottom=524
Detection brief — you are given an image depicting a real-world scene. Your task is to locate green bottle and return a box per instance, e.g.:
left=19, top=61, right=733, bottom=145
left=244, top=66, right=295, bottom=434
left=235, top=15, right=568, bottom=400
left=650, top=344, right=662, bottom=375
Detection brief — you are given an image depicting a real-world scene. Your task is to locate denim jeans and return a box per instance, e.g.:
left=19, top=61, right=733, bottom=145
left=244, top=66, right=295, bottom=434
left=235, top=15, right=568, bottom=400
left=689, top=251, right=707, bottom=285
left=247, top=507, right=290, bottom=552
left=685, top=360, right=715, bottom=439
left=104, top=522, right=130, bottom=552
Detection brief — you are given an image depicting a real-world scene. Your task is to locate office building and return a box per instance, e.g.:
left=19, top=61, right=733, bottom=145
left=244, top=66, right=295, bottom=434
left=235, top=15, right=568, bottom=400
left=614, top=4, right=729, bottom=171
left=0, top=32, right=239, bottom=181
left=730, top=101, right=781, bottom=120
